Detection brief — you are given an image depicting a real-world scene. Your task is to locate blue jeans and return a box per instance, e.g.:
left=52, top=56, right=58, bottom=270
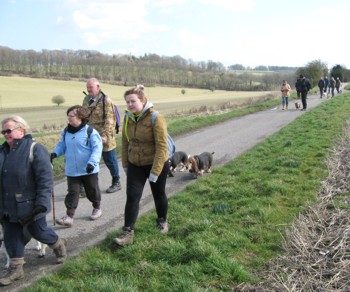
left=282, top=96, right=288, bottom=107
left=3, top=217, right=58, bottom=258
left=102, top=149, right=120, bottom=178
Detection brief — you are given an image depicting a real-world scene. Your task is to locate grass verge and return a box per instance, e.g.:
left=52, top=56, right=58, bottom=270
left=25, top=93, right=350, bottom=291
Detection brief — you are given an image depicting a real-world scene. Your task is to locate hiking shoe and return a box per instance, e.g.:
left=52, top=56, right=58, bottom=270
left=90, top=208, right=102, bottom=220
left=113, top=227, right=134, bottom=246
left=156, top=218, right=169, bottom=234
left=106, top=182, right=121, bottom=193
left=50, top=238, right=67, bottom=264
left=106, top=177, right=122, bottom=193
left=56, top=216, right=73, bottom=227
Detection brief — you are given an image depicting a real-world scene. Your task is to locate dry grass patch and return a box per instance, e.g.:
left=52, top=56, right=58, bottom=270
left=239, top=121, right=350, bottom=291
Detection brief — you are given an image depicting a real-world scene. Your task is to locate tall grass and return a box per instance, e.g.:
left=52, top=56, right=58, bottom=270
left=25, top=93, right=350, bottom=290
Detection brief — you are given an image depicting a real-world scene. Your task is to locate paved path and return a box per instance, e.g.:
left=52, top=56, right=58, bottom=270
left=1, top=92, right=331, bottom=291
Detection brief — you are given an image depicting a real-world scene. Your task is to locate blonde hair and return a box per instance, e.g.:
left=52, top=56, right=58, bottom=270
left=123, top=84, right=147, bottom=103
left=1, top=115, right=30, bottom=134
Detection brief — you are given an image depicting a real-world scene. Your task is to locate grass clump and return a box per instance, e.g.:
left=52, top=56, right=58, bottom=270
left=25, top=93, right=350, bottom=291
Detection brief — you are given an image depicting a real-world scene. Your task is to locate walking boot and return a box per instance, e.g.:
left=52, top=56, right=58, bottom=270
left=106, top=176, right=122, bottom=193
left=156, top=218, right=169, bottom=234
left=50, top=237, right=67, bottom=264
left=112, top=227, right=134, bottom=246
left=0, top=258, right=25, bottom=286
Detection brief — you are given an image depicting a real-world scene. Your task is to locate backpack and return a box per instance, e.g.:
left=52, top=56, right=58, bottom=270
left=63, top=125, right=93, bottom=146
left=151, top=111, right=175, bottom=158
left=101, top=91, right=121, bottom=134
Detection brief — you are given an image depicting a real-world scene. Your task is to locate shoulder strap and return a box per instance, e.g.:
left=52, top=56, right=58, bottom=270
left=87, top=125, right=93, bottom=137
left=151, top=111, right=159, bottom=127
left=29, top=141, right=37, bottom=163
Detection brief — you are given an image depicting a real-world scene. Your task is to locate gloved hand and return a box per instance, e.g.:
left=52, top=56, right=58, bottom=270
left=86, top=163, right=94, bottom=173
left=50, top=153, right=57, bottom=164
left=19, top=205, right=46, bottom=226
left=149, top=173, right=158, bottom=183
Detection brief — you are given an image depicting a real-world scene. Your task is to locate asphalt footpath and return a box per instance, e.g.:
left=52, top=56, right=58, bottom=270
left=1, top=92, right=330, bottom=291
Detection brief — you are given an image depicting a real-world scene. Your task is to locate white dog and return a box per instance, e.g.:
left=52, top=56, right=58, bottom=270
left=0, top=225, right=47, bottom=269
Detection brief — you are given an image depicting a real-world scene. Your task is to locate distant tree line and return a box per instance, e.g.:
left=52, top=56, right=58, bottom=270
left=0, top=46, right=347, bottom=91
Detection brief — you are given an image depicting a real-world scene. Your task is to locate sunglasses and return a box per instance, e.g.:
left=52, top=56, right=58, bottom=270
left=1, top=127, right=19, bottom=135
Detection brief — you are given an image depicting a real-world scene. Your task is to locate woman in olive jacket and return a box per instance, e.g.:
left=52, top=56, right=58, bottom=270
left=113, top=85, right=170, bottom=246
left=0, top=116, right=66, bottom=287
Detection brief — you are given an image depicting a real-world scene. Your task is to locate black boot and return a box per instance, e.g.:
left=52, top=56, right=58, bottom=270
left=106, top=176, right=122, bottom=193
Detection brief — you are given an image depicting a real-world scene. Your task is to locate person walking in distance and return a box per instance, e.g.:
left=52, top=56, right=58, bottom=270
left=335, top=77, right=342, bottom=93
left=51, top=106, right=103, bottom=227
left=329, top=77, right=336, bottom=97
left=0, top=116, right=67, bottom=286
left=323, top=76, right=329, bottom=94
left=295, top=77, right=302, bottom=99
left=280, top=80, right=291, bottom=110
left=299, top=74, right=312, bottom=111
left=113, top=85, right=170, bottom=246
left=318, top=77, right=325, bottom=98
left=83, top=78, right=122, bottom=193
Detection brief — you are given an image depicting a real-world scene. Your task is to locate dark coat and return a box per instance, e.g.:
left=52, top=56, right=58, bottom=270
left=0, top=135, right=53, bottom=223
left=318, top=79, right=325, bottom=88
left=300, top=78, right=311, bottom=93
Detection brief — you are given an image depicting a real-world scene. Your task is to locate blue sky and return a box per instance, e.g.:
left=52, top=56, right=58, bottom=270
left=0, top=0, right=348, bottom=68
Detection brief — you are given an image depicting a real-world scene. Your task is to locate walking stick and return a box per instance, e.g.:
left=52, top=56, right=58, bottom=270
left=51, top=188, right=56, bottom=226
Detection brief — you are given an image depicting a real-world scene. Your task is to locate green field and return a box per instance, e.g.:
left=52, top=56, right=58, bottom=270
left=0, top=76, right=274, bottom=130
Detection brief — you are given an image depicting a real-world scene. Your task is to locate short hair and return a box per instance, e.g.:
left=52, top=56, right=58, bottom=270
left=67, top=105, right=89, bottom=122
left=123, top=84, right=147, bottom=103
left=1, top=115, right=30, bottom=134
left=87, top=77, right=100, bottom=86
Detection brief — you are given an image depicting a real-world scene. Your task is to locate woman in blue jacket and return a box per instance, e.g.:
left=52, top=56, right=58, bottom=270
left=51, top=105, right=103, bottom=227
left=0, top=115, right=67, bottom=286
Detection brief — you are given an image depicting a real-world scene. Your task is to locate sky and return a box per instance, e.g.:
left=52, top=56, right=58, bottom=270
left=0, top=0, right=348, bottom=69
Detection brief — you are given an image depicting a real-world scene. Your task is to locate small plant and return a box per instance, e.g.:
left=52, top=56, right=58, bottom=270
left=181, top=89, right=186, bottom=95
left=51, top=95, right=65, bottom=106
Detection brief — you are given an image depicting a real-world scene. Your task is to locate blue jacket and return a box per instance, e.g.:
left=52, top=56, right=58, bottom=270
left=0, top=135, right=53, bottom=223
left=53, top=125, right=102, bottom=177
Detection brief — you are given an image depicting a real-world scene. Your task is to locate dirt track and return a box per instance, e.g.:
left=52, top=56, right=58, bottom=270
left=0, top=92, right=329, bottom=291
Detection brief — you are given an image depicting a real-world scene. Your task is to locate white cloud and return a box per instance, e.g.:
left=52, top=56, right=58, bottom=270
left=63, top=0, right=169, bottom=46
left=176, top=29, right=207, bottom=47
left=197, top=0, right=254, bottom=11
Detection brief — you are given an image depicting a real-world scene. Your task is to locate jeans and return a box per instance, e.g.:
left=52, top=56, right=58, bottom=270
left=282, top=96, right=288, bottom=107
left=102, top=149, right=120, bottom=178
left=3, top=217, right=58, bottom=258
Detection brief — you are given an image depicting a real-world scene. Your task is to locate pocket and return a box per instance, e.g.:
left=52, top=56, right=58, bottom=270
left=15, top=194, right=35, bottom=219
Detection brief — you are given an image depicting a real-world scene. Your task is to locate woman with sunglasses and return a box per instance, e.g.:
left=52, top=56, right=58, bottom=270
left=0, top=115, right=67, bottom=287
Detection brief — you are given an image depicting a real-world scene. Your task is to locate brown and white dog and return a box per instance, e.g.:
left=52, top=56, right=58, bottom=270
left=168, top=151, right=189, bottom=177
left=186, top=152, right=214, bottom=178
left=294, top=101, right=301, bottom=110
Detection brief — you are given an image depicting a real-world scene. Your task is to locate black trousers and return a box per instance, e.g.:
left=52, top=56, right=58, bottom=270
left=124, top=161, right=169, bottom=229
left=65, top=173, right=101, bottom=217
left=301, top=92, right=308, bottom=109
